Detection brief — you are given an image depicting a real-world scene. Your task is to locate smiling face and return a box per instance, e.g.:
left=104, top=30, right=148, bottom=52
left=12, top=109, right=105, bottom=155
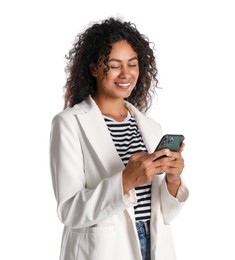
left=92, top=40, right=139, bottom=102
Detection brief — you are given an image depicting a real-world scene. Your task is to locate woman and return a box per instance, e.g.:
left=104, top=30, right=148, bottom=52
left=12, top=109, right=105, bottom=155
left=50, top=17, right=189, bottom=260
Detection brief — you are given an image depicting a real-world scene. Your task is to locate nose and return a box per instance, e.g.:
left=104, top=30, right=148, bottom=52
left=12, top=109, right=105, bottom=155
left=119, top=65, right=130, bottom=78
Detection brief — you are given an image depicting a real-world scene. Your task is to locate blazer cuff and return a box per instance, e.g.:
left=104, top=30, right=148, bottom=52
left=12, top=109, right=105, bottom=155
left=175, top=179, right=189, bottom=202
left=162, top=177, right=189, bottom=203
left=108, top=173, right=137, bottom=210
left=123, top=189, right=138, bottom=206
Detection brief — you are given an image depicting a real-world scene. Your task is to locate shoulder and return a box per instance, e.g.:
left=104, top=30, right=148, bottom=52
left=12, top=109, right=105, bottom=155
left=52, top=107, right=79, bottom=121
left=52, top=97, right=94, bottom=124
left=51, top=107, right=79, bottom=131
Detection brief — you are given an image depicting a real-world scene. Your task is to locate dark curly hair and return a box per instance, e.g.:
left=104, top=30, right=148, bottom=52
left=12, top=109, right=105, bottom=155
left=64, top=17, right=158, bottom=112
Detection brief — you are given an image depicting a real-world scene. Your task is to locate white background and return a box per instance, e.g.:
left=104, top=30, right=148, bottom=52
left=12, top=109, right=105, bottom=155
left=0, top=0, right=234, bottom=259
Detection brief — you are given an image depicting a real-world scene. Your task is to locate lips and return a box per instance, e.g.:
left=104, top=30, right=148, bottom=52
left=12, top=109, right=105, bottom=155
left=115, top=82, right=131, bottom=88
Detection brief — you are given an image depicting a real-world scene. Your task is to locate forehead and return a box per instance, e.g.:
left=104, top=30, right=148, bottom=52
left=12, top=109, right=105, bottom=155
left=109, top=40, right=137, bottom=60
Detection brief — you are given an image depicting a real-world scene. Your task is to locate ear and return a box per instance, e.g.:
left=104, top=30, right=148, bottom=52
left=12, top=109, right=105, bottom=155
left=89, top=64, right=98, bottom=77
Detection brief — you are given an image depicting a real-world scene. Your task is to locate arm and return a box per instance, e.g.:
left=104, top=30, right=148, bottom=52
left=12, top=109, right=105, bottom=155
left=160, top=144, right=189, bottom=223
left=50, top=113, right=137, bottom=229
left=160, top=177, right=189, bottom=224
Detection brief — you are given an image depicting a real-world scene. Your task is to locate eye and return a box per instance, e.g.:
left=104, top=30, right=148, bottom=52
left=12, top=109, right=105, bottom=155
left=109, top=62, right=120, bottom=69
left=110, top=65, right=120, bottom=69
left=129, top=63, right=138, bottom=67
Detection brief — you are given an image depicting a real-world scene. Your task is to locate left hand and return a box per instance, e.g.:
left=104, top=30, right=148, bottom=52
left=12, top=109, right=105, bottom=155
left=157, top=143, right=185, bottom=197
left=164, top=143, right=185, bottom=185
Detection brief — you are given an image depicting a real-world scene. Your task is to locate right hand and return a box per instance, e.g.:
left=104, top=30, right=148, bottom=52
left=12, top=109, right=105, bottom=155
left=122, top=149, right=175, bottom=194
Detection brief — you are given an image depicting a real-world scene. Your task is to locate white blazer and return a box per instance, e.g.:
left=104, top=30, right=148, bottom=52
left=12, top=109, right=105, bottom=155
left=50, top=96, right=189, bottom=260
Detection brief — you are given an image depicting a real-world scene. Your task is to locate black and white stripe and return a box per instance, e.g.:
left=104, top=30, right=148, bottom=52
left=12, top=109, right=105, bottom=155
left=104, top=113, right=151, bottom=222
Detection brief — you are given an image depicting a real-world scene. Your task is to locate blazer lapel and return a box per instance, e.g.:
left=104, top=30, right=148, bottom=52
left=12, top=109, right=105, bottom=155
left=125, top=102, right=163, bottom=153
left=75, top=97, right=125, bottom=177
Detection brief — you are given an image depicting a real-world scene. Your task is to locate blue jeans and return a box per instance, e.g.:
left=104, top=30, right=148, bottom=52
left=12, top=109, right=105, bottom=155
left=135, top=221, right=151, bottom=260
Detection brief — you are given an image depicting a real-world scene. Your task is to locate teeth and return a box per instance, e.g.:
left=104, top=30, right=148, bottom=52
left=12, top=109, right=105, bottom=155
left=117, top=83, right=130, bottom=87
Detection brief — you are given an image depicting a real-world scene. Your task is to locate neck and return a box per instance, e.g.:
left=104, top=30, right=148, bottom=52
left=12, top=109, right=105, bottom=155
left=93, top=97, right=128, bottom=122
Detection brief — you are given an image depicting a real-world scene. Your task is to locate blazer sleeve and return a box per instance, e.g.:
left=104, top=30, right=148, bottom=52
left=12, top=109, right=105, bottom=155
left=49, top=113, right=137, bottom=229
left=160, top=177, right=189, bottom=224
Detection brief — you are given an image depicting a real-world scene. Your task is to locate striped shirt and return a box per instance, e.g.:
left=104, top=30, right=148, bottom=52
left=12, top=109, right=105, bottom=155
left=103, top=112, right=151, bottom=222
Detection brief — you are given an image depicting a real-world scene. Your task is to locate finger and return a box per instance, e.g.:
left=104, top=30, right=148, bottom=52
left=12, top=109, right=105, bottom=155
left=166, top=151, right=184, bottom=160
left=178, top=143, right=185, bottom=154
left=151, top=149, right=170, bottom=161
left=165, top=167, right=183, bottom=177
left=167, top=160, right=184, bottom=170
left=154, top=156, right=184, bottom=170
left=153, top=156, right=175, bottom=167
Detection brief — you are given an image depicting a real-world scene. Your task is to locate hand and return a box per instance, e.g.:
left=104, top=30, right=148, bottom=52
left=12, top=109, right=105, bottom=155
left=163, top=143, right=185, bottom=197
left=122, top=148, right=178, bottom=194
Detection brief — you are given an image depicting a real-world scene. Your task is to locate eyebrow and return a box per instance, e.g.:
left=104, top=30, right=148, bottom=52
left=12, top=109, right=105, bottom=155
left=109, top=57, right=138, bottom=62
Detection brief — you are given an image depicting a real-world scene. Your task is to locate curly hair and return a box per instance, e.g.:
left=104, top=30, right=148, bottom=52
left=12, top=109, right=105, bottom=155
left=64, top=17, right=158, bottom=112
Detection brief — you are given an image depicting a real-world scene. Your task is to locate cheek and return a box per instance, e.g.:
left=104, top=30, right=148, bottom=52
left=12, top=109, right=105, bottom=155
left=96, top=72, right=108, bottom=83
left=133, top=67, right=139, bottom=77
left=133, top=70, right=139, bottom=81
left=106, top=70, right=119, bottom=79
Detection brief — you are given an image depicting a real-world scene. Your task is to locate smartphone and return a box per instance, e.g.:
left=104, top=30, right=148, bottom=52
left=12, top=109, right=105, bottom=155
left=155, top=134, right=185, bottom=152
left=154, top=134, right=185, bottom=170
